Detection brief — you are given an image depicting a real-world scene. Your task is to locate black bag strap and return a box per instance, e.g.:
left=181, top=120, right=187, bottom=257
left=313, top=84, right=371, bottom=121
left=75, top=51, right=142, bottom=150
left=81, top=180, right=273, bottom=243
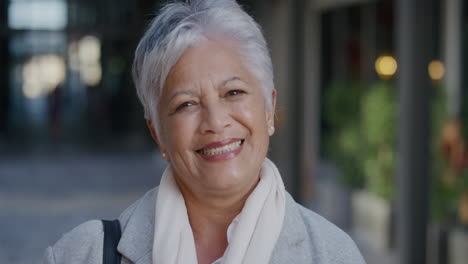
left=102, top=219, right=122, bottom=264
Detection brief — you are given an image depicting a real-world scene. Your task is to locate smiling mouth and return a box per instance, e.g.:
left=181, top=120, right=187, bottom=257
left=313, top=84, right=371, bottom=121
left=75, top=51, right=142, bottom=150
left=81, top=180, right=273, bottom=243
left=197, top=139, right=245, bottom=156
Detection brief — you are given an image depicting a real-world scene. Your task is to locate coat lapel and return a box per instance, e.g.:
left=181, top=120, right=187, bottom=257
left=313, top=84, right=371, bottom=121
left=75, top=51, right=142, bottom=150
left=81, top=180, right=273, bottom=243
left=270, top=193, right=313, bottom=264
left=117, top=188, right=159, bottom=264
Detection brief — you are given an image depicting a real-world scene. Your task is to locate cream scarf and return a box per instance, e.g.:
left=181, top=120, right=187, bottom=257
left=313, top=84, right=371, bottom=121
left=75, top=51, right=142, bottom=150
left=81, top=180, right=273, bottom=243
left=152, top=158, right=286, bottom=264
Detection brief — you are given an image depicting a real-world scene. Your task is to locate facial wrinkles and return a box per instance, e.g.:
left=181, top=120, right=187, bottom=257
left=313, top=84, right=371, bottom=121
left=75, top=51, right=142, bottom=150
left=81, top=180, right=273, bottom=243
left=203, top=83, right=231, bottom=133
left=164, top=85, right=223, bottom=173
left=154, top=39, right=274, bottom=200
left=167, top=76, right=229, bottom=112
left=161, top=78, right=267, bottom=157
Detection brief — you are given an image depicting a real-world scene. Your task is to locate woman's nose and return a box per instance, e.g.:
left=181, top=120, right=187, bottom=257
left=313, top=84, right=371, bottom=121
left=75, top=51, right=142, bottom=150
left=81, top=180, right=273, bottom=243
left=199, top=102, right=231, bottom=134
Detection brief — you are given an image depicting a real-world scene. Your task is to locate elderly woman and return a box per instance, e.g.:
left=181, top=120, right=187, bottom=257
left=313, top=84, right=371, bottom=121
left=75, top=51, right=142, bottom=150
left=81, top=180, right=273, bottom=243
left=44, top=0, right=365, bottom=263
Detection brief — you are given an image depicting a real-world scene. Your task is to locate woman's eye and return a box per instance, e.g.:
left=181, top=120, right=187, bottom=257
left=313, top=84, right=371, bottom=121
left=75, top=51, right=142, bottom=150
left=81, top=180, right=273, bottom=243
left=175, top=101, right=194, bottom=112
left=226, top=90, right=245, bottom=97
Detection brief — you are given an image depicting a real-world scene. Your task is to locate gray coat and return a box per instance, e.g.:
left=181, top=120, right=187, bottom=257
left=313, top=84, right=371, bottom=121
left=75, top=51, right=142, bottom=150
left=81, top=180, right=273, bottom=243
left=43, top=188, right=365, bottom=264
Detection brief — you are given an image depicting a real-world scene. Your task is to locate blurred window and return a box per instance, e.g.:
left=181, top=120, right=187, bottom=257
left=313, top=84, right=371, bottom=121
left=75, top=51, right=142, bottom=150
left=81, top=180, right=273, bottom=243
left=2, top=0, right=158, bottom=145
left=8, top=0, right=67, bottom=30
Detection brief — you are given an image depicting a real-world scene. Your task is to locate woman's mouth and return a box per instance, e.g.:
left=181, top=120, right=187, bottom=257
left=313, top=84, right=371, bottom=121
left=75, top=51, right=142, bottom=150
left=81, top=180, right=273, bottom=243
left=197, top=139, right=244, bottom=161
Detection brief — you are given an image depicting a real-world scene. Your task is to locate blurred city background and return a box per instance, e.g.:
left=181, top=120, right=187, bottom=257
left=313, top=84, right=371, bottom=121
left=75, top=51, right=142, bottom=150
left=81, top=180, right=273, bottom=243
left=0, top=0, right=467, bottom=263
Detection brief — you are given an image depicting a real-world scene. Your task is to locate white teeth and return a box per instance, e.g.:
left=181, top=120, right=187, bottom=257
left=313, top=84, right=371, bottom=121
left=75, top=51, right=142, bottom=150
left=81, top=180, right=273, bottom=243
left=199, top=140, right=242, bottom=156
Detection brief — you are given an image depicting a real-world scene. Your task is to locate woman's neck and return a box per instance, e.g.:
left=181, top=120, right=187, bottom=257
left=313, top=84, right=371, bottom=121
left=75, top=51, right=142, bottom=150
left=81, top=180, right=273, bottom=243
left=175, top=178, right=259, bottom=264
left=184, top=183, right=248, bottom=236
left=185, top=192, right=245, bottom=264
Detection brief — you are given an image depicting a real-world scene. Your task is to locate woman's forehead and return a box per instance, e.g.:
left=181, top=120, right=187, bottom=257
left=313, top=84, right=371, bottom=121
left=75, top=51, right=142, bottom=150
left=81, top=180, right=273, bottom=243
left=163, top=39, right=257, bottom=93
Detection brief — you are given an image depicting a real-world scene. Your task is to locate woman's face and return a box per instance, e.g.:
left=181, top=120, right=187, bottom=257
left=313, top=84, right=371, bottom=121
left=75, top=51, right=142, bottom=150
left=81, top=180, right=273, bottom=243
left=151, top=38, right=276, bottom=197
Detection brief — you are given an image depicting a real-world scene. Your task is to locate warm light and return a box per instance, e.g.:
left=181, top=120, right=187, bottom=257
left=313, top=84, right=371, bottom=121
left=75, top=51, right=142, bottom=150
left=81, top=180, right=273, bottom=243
left=22, top=55, right=66, bottom=99
left=375, top=55, right=398, bottom=80
left=69, top=35, right=102, bottom=86
left=428, top=60, right=445, bottom=81
left=80, top=64, right=102, bottom=86
left=23, top=80, right=43, bottom=99
left=78, top=36, right=101, bottom=65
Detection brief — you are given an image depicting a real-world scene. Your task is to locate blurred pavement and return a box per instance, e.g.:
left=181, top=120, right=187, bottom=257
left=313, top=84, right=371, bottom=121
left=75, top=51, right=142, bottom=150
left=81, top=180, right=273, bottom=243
left=0, top=150, right=165, bottom=263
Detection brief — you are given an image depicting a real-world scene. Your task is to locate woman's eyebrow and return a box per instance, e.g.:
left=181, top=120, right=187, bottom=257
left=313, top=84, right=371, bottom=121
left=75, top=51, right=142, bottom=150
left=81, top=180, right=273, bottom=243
left=168, top=90, right=197, bottom=103
left=220, top=76, right=243, bottom=87
left=168, top=77, right=244, bottom=102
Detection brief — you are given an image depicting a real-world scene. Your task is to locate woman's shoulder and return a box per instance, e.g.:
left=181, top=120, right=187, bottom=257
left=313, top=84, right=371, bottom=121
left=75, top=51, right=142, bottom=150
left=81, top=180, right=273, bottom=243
left=43, top=220, right=104, bottom=264
left=276, top=193, right=366, bottom=264
left=43, top=187, right=159, bottom=264
left=294, top=200, right=353, bottom=243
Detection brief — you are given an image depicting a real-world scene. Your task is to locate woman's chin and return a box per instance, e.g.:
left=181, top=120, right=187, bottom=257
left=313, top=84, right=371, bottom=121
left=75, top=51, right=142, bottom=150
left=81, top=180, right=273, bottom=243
left=198, top=168, right=260, bottom=195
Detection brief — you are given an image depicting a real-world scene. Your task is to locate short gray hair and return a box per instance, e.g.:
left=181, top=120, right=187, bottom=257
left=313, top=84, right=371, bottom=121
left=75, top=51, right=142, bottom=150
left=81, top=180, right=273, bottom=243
left=132, top=0, right=274, bottom=125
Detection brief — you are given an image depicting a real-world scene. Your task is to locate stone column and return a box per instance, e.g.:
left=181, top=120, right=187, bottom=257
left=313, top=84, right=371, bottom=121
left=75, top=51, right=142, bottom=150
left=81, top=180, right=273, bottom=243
left=395, top=0, right=434, bottom=263
left=299, top=1, right=322, bottom=204
left=443, top=0, right=463, bottom=116
left=266, top=0, right=297, bottom=196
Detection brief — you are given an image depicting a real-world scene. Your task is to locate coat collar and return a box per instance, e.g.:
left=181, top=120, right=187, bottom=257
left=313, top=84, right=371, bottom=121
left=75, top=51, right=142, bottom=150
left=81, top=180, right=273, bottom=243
left=270, top=192, right=311, bottom=263
left=117, top=188, right=158, bottom=264
left=115, top=188, right=309, bottom=264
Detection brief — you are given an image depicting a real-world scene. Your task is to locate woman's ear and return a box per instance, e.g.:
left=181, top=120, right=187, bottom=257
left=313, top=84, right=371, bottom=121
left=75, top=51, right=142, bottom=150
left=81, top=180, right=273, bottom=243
left=267, top=89, right=277, bottom=136
left=146, top=119, right=170, bottom=161
left=146, top=119, right=160, bottom=145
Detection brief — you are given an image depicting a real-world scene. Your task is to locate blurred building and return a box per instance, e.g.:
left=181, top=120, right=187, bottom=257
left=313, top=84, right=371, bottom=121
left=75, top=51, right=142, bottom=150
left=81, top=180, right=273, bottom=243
left=0, top=0, right=160, bottom=150
left=244, top=1, right=468, bottom=264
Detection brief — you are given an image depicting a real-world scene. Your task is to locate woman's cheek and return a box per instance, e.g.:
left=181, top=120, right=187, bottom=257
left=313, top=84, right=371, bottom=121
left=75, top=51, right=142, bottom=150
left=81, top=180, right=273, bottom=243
left=234, top=98, right=267, bottom=125
left=231, top=99, right=255, bottom=119
left=166, top=114, right=197, bottom=144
